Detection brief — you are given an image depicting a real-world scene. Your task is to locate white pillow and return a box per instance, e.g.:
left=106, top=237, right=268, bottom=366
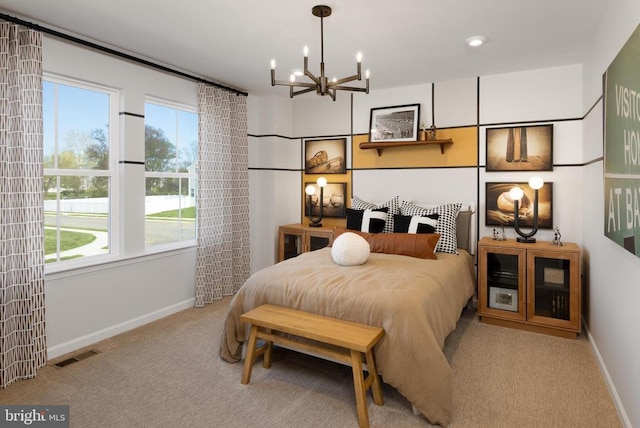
left=331, top=232, right=370, bottom=266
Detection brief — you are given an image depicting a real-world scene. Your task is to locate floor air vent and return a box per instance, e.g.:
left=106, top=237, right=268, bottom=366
left=54, top=349, right=100, bottom=368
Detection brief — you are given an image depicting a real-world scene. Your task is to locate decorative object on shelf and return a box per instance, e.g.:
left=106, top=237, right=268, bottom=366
left=419, top=123, right=427, bottom=141
left=427, top=124, right=437, bottom=141
left=485, top=181, right=553, bottom=229
left=269, top=5, right=369, bottom=100
left=486, top=124, right=553, bottom=171
left=369, top=104, right=420, bottom=142
left=552, top=227, right=563, bottom=246
left=509, top=176, right=544, bottom=243
left=305, top=177, right=327, bottom=227
left=304, top=137, right=347, bottom=174
left=492, top=226, right=507, bottom=241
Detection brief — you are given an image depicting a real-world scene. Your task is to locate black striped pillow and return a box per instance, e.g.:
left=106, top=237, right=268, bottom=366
left=351, top=196, right=400, bottom=233
left=393, top=213, right=439, bottom=234
left=346, top=207, right=388, bottom=233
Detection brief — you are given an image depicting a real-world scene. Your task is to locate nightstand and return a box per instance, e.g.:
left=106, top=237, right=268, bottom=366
left=477, top=237, right=582, bottom=339
left=277, top=224, right=334, bottom=262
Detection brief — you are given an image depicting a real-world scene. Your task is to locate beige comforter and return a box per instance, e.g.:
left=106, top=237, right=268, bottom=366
left=220, top=248, right=475, bottom=426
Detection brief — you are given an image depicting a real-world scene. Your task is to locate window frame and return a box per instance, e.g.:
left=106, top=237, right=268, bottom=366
left=143, top=96, right=198, bottom=252
left=43, top=73, right=120, bottom=274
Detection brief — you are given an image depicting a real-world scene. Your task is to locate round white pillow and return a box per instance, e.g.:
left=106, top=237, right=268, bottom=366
left=331, top=232, right=370, bottom=266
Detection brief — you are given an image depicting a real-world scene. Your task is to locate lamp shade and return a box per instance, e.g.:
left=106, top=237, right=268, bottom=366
left=509, top=186, right=524, bottom=201
left=529, top=176, right=544, bottom=190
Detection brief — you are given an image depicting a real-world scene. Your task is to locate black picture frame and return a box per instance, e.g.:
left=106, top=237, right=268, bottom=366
left=304, top=182, right=347, bottom=218
left=486, top=124, right=553, bottom=171
left=368, top=104, right=420, bottom=142
left=485, top=181, right=553, bottom=229
left=304, top=138, right=347, bottom=174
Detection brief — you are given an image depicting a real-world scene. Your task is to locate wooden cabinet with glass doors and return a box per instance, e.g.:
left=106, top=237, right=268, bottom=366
left=477, top=237, right=581, bottom=339
left=277, top=224, right=334, bottom=262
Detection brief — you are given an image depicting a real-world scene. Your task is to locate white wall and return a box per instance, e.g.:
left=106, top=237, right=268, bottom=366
left=43, top=38, right=198, bottom=358
left=580, top=1, right=640, bottom=426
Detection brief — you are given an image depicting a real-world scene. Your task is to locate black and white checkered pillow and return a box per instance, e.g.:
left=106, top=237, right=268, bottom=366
left=400, top=202, right=462, bottom=254
left=351, top=196, right=400, bottom=234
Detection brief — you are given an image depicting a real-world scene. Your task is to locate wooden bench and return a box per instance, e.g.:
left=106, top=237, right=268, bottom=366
left=240, top=304, right=385, bottom=428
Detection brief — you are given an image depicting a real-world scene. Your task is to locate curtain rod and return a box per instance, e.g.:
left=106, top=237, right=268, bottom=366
left=0, top=12, right=249, bottom=97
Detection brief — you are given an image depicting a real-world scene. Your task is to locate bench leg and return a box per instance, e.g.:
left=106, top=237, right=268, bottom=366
left=241, top=324, right=259, bottom=385
left=263, top=339, right=273, bottom=368
left=350, top=350, right=370, bottom=428
left=365, top=349, right=384, bottom=406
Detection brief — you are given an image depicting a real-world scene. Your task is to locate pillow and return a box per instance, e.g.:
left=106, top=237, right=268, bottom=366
left=346, top=207, right=387, bottom=233
left=331, top=232, right=371, bottom=266
left=351, top=195, right=400, bottom=234
left=334, top=227, right=440, bottom=260
left=393, top=213, right=439, bottom=234
left=400, top=202, right=462, bottom=254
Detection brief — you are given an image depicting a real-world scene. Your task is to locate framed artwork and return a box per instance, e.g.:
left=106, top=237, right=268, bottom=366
left=304, top=138, right=347, bottom=174
left=369, top=104, right=420, bottom=142
left=486, top=124, right=553, bottom=171
left=485, top=182, right=553, bottom=229
left=304, top=182, right=346, bottom=218
left=604, top=22, right=640, bottom=256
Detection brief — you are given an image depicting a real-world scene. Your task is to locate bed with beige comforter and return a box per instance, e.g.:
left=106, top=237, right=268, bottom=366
left=220, top=247, right=475, bottom=426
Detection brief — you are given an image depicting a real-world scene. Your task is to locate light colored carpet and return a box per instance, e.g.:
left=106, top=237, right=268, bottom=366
left=0, top=297, right=621, bottom=427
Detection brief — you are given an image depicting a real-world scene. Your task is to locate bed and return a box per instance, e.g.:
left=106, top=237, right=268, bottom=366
left=220, top=200, right=476, bottom=426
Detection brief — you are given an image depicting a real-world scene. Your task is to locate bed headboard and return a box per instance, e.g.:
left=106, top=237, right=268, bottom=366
left=455, top=205, right=476, bottom=255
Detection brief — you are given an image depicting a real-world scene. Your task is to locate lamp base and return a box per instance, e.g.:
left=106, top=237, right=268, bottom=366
left=308, top=222, right=323, bottom=227
left=516, top=236, right=536, bottom=243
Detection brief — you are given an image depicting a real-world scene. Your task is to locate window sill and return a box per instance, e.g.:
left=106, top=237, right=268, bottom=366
left=44, top=243, right=197, bottom=281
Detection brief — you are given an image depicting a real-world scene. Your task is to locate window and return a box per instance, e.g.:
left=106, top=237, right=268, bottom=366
left=43, top=76, right=117, bottom=266
left=144, top=100, right=198, bottom=248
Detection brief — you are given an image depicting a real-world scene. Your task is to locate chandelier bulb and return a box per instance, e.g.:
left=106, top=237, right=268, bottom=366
left=303, top=46, right=309, bottom=57
left=356, top=52, right=363, bottom=63
left=289, top=74, right=295, bottom=83
left=365, top=69, right=370, bottom=79
left=270, top=59, right=276, bottom=70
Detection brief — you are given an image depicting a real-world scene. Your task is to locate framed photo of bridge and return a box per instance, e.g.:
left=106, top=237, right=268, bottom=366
left=304, top=137, right=347, bottom=174
left=369, top=104, right=420, bottom=142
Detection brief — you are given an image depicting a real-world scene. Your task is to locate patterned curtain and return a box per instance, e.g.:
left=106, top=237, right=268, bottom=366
left=0, top=22, right=46, bottom=388
left=195, top=84, right=250, bottom=306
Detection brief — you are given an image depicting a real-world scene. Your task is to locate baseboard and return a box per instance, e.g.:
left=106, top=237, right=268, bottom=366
left=47, top=298, right=195, bottom=360
left=583, top=319, right=632, bottom=428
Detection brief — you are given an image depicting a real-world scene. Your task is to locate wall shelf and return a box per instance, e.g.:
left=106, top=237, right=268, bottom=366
left=359, top=139, right=453, bottom=156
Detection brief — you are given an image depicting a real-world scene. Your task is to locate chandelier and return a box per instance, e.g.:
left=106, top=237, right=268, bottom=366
left=270, top=5, right=370, bottom=100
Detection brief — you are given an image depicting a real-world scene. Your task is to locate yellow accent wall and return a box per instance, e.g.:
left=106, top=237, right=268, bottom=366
left=352, top=127, right=478, bottom=169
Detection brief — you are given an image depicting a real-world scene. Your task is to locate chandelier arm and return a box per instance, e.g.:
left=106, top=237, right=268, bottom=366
left=303, top=56, right=321, bottom=85
left=273, top=80, right=317, bottom=88
left=304, top=70, right=321, bottom=86
left=330, top=74, right=360, bottom=86
left=292, top=87, right=318, bottom=97
left=329, top=85, right=368, bottom=92
left=327, top=88, right=336, bottom=101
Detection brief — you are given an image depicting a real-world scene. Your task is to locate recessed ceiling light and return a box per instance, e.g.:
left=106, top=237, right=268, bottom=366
left=465, top=36, right=487, bottom=47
